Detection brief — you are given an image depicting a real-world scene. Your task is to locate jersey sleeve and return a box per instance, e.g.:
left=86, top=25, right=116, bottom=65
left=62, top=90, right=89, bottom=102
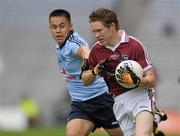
left=70, top=42, right=80, bottom=55
left=70, top=37, right=89, bottom=55
left=135, top=43, right=152, bottom=71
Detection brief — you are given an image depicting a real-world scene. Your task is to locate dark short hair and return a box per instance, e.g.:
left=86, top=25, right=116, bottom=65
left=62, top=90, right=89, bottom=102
left=89, top=8, right=119, bottom=30
left=49, top=9, right=71, bottom=23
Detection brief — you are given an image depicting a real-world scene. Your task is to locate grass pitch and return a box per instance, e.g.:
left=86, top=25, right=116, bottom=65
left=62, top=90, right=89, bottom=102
left=0, top=126, right=108, bottom=136
left=0, top=126, right=179, bottom=136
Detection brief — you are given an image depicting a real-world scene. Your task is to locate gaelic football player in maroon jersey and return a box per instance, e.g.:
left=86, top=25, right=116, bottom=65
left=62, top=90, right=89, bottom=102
left=81, top=8, right=167, bottom=136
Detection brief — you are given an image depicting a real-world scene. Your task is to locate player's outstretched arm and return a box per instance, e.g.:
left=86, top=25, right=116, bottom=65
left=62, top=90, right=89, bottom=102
left=81, top=58, right=108, bottom=85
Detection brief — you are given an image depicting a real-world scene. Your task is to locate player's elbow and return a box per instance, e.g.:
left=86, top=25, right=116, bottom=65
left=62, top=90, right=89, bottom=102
left=148, top=80, right=156, bottom=88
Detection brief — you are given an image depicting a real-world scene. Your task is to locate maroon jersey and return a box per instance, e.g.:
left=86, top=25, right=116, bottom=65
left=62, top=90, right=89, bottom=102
left=89, top=30, right=152, bottom=96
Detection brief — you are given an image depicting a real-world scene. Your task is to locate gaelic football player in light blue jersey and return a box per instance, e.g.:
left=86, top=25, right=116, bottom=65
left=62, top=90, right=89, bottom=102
left=56, top=31, right=108, bottom=101
left=49, top=9, right=123, bottom=136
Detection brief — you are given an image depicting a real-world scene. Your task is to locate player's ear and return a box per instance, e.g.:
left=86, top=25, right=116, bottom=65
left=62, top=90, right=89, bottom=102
left=70, top=23, right=73, bottom=30
left=110, top=23, right=116, bottom=29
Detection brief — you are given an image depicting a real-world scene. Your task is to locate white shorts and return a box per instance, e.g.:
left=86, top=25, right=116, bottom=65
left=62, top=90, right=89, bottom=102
left=113, top=87, right=154, bottom=136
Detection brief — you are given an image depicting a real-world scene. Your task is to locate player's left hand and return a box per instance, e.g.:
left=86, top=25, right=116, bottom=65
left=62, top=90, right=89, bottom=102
left=116, top=66, right=141, bottom=85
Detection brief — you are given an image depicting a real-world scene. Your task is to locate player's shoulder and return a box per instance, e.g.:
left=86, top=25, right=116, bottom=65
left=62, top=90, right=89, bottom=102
left=91, top=41, right=103, bottom=50
left=68, top=32, right=88, bottom=46
left=128, top=35, right=144, bottom=47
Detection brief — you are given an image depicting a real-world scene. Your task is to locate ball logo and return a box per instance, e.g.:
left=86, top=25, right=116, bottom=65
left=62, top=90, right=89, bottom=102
left=115, top=60, right=143, bottom=88
left=116, top=66, right=128, bottom=80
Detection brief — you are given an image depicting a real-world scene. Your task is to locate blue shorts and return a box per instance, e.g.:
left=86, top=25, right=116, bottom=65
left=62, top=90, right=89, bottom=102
left=66, top=92, right=119, bottom=130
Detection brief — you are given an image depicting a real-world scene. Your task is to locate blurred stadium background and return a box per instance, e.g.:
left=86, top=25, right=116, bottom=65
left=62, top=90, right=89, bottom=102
left=0, top=0, right=179, bottom=135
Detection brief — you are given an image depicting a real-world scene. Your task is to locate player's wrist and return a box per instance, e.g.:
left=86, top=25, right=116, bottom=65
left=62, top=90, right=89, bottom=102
left=139, top=78, right=147, bottom=87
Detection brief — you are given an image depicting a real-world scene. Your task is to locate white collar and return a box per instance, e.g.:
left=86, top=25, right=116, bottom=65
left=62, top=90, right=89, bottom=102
left=105, top=30, right=127, bottom=51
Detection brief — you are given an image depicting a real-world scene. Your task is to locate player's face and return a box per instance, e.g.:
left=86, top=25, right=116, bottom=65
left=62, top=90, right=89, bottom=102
left=49, top=16, right=72, bottom=44
left=90, top=21, right=115, bottom=46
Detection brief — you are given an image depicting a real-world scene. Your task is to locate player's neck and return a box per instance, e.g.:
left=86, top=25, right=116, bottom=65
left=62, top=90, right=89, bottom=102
left=108, top=31, right=121, bottom=47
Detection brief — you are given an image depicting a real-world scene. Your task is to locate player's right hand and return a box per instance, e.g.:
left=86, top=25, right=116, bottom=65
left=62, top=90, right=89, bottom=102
left=92, top=58, right=108, bottom=76
left=116, top=65, right=140, bottom=85
left=126, top=65, right=141, bottom=85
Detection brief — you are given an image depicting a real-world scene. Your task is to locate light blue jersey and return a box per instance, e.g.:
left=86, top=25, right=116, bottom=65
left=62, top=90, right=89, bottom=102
left=56, top=31, right=108, bottom=101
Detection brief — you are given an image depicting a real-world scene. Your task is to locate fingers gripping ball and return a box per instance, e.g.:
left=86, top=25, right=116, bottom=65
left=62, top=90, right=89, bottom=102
left=115, top=60, right=143, bottom=88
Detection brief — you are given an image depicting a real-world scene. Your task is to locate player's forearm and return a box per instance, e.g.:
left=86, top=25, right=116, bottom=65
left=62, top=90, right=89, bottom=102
left=81, top=70, right=96, bottom=85
left=139, top=67, right=157, bottom=88
left=139, top=75, right=156, bottom=88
